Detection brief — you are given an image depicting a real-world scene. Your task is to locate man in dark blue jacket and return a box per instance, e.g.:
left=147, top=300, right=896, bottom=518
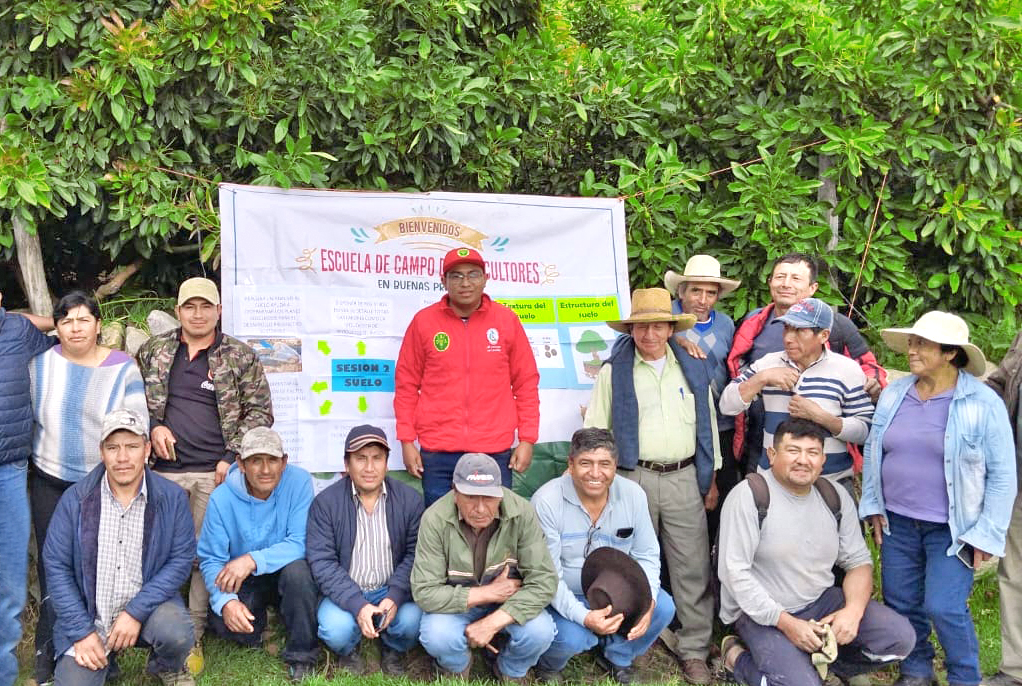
left=0, top=293, right=55, bottom=686
left=306, top=425, right=424, bottom=675
left=43, top=409, right=196, bottom=686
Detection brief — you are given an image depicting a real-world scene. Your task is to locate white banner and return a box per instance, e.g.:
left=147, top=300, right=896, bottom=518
left=220, top=184, right=629, bottom=474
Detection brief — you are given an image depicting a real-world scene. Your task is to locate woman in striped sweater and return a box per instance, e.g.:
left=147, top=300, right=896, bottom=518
left=28, top=290, right=149, bottom=684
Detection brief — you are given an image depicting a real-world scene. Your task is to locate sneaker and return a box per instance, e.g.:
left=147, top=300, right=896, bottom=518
left=680, top=658, right=712, bottom=685
left=158, top=670, right=196, bottom=686
left=185, top=645, right=204, bottom=676
left=334, top=650, right=366, bottom=676
left=380, top=646, right=405, bottom=676
left=986, top=673, right=1022, bottom=686
left=288, top=662, right=316, bottom=682
left=593, top=652, right=635, bottom=685
left=34, top=651, right=55, bottom=686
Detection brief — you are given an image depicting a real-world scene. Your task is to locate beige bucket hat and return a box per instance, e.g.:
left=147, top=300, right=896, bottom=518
left=607, top=288, right=696, bottom=334
left=663, top=254, right=741, bottom=298
left=881, top=310, right=986, bottom=376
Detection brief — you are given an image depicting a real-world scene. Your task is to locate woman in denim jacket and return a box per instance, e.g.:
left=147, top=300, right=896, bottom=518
left=859, top=311, right=1016, bottom=686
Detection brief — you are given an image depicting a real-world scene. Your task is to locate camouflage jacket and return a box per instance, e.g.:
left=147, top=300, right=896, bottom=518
left=135, top=328, right=273, bottom=459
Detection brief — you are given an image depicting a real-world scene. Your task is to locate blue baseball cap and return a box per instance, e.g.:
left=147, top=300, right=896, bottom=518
left=775, top=297, right=833, bottom=330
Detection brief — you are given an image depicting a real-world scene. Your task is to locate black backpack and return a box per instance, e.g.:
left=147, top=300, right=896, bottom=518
left=711, top=473, right=844, bottom=617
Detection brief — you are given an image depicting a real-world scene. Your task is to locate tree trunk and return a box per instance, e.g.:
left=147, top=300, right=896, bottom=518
left=818, top=154, right=840, bottom=251
left=12, top=215, right=53, bottom=315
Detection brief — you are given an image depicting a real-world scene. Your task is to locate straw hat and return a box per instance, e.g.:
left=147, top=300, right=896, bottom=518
left=663, top=255, right=741, bottom=298
left=607, top=288, right=696, bottom=334
left=881, top=310, right=986, bottom=376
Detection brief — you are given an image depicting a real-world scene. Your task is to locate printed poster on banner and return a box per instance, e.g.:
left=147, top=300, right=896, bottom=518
left=219, top=184, right=630, bottom=480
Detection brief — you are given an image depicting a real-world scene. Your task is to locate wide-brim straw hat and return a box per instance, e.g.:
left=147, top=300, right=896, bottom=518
left=607, top=288, right=696, bottom=334
left=881, top=310, right=986, bottom=377
left=663, top=254, right=741, bottom=298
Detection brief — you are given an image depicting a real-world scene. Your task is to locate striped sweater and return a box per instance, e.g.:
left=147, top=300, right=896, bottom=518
left=719, top=348, right=873, bottom=475
left=30, top=347, right=148, bottom=481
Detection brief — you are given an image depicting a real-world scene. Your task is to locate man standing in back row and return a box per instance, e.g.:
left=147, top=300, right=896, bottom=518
left=136, top=277, right=274, bottom=673
left=394, top=247, right=540, bottom=506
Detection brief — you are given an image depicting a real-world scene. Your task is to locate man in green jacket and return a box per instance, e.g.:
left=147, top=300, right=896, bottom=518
left=411, top=453, right=556, bottom=684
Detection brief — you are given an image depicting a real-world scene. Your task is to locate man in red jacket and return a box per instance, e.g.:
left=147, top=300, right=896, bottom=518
left=394, top=247, right=540, bottom=507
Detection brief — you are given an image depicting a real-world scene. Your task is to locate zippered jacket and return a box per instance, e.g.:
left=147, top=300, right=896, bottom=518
left=394, top=295, right=539, bottom=452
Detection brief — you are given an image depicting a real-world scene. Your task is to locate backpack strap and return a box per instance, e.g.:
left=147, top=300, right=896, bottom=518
left=813, top=477, right=844, bottom=529
left=746, top=472, right=770, bottom=528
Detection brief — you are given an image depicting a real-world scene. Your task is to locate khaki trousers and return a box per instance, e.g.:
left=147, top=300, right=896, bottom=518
left=161, top=470, right=216, bottom=640
left=624, top=464, right=712, bottom=660
left=1000, top=491, right=1022, bottom=680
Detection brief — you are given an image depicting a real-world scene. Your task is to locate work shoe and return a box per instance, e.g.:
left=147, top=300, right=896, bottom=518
left=891, top=677, right=936, bottom=686
left=287, top=662, right=316, bottom=682
left=432, top=656, right=472, bottom=680
left=533, top=666, right=562, bottom=684
left=158, top=670, right=196, bottom=686
left=986, top=673, right=1022, bottom=686
left=680, top=658, right=712, bottom=685
left=593, top=652, right=635, bottom=685
left=185, top=645, right=204, bottom=676
left=333, top=650, right=366, bottom=676
left=482, top=652, right=527, bottom=685
left=380, top=646, right=404, bottom=676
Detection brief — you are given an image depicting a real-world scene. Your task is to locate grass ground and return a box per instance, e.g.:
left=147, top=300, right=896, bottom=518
left=14, top=563, right=1002, bottom=686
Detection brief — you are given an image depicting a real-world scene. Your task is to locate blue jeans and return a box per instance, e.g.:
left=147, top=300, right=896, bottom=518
left=53, top=600, right=194, bottom=686
left=317, top=586, right=422, bottom=655
left=881, top=511, right=980, bottom=685
left=420, top=450, right=512, bottom=508
left=0, top=461, right=29, bottom=686
left=419, top=604, right=555, bottom=678
left=538, top=588, right=675, bottom=671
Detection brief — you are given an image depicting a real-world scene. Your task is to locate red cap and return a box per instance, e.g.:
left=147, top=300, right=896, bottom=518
left=442, top=247, right=485, bottom=274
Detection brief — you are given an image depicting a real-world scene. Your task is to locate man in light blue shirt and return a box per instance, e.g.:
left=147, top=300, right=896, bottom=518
left=532, top=428, right=674, bottom=684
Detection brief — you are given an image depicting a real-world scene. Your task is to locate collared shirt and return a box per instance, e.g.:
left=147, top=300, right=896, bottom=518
left=349, top=482, right=393, bottom=591
left=95, top=474, right=148, bottom=641
left=458, top=515, right=501, bottom=583
left=584, top=350, right=696, bottom=463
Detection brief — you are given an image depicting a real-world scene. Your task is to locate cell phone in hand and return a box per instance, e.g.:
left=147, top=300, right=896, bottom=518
left=373, top=611, right=386, bottom=631
left=167, top=442, right=176, bottom=461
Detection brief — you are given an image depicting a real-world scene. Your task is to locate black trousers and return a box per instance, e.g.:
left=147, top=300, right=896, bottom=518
left=29, top=466, right=74, bottom=678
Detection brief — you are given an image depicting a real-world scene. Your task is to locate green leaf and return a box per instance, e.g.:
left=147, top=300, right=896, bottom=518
left=274, top=119, right=289, bottom=144
left=238, top=65, right=257, bottom=86
left=418, top=34, right=431, bottom=59
left=29, top=34, right=43, bottom=51
left=14, top=179, right=37, bottom=205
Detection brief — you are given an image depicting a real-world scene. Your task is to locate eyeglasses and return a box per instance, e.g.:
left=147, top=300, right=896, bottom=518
left=584, top=523, right=602, bottom=558
left=446, top=270, right=485, bottom=284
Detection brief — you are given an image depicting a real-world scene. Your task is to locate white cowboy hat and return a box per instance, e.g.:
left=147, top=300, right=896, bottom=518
left=881, top=310, right=986, bottom=377
left=607, top=288, right=696, bottom=334
left=663, top=254, right=741, bottom=297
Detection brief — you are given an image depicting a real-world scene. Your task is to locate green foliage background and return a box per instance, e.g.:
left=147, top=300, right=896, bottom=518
left=2, top=0, right=1021, bottom=352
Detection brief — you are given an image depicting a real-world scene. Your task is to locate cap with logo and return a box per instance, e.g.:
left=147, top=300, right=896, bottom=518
left=452, top=452, right=504, bottom=498
left=775, top=297, right=834, bottom=330
left=240, top=426, right=285, bottom=460
left=344, top=424, right=390, bottom=454
left=177, top=277, right=221, bottom=306
left=101, top=408, right=149, bottom=442
left=442, top=248, right=485, bottom=275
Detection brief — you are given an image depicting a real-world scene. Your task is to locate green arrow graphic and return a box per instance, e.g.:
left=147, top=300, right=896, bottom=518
left=317, top=340, right=331, bottom=355
left=318, top=400, right=332, bottom=416
left=310, top=381, right=328, bottom=393
left=358, top=396, right=368, bottom=413
left=356, top=341, right=367, bottom=356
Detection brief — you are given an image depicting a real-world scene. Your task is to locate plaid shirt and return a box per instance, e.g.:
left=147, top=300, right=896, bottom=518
left=349, top=483, right=392, bottom=591
left=95, top=474, right=148, bottom=641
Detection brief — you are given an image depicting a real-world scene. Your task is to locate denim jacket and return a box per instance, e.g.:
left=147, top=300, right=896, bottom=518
left=859, top=372, right=1017, bottom=558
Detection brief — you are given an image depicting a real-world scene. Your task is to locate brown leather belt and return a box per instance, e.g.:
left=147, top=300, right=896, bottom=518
left=635, top=457, right=694, bottom=473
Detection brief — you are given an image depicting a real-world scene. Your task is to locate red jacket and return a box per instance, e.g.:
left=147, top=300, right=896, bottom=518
left=726, top=303, right=887, bottom=469
left=394, top=294, right=540, bottom=452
